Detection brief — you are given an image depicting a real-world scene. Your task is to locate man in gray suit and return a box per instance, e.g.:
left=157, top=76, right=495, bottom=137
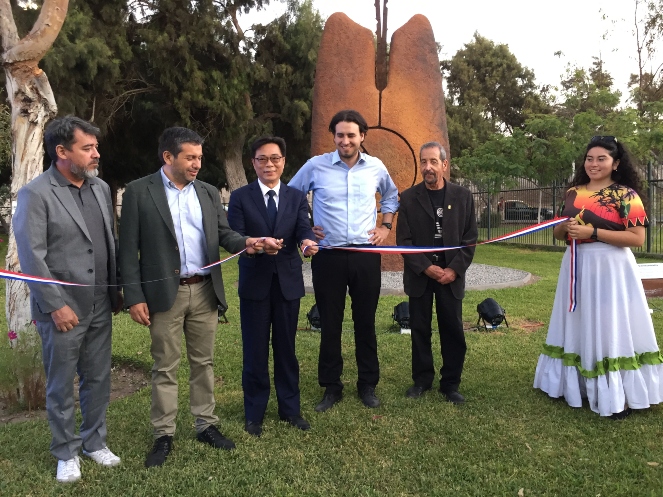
left=14, top=116, right=123, bottom=483
left=119, top=127, right=281, bottom=468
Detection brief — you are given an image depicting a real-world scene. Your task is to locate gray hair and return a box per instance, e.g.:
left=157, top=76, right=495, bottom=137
left=419, top=141, right=446, bottom=161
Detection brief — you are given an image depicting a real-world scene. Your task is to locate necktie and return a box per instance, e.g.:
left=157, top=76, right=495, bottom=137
left=267, top=190, right=277, bottom=231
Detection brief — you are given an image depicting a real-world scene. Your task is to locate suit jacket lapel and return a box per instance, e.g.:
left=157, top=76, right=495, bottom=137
left=49, top=168, right=91, bottom=242
left=89, top=180, right=113, bottom=245
left=274, top=184, right=288, bottom=231
left=415, top=182, right=435, bottom=219
left=249, top=181, right=271, bottom=229
left=192, top=181, right=215, bottom=255
left=147, top=171, right=177, bottom=240
left=442, top=182, right=459, bottom=232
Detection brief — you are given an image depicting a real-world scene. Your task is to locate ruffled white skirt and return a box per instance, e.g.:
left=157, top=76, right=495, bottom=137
left=533, top=242, right=663, bottom=416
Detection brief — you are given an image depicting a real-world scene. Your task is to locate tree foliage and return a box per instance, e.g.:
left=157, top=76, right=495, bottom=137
left=441, top=32, right=549, bottom=159
left=449, top=14, right=663, bottom=191
left=24, top=0, right=323, bottom=190
left=249, top=0, right=323, bottom=179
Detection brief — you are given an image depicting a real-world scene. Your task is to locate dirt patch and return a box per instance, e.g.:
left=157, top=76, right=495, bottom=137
left=0, top=364, right=149, bottom=425
left=465, top=318, right=545, bottom=333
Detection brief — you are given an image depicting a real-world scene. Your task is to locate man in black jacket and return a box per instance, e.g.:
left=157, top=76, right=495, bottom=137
left=396, top=141, right=477, bottom=404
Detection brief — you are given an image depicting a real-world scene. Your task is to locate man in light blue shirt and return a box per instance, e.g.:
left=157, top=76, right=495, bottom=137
left=289, top=109, right=398, bottom=412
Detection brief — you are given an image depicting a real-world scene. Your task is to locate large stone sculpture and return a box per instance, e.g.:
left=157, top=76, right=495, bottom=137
left=311, top=7, right=450, bottom=270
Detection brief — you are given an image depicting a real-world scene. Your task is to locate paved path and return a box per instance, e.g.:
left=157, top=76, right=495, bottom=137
left=303, top=262, right=531, bottom=296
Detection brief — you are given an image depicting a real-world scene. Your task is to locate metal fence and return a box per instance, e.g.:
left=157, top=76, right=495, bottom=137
left=466, top=164, right=663, bottom=255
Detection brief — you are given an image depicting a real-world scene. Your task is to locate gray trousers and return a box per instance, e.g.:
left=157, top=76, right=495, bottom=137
left=37, top=294, right=112, bottom=461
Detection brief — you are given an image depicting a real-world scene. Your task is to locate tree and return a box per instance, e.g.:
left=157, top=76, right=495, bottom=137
left=107, top=0, right=322, bottom=191
left=1, top=0, right=68, bottom=348
left=629, top=0, right=663, bottom=162
left=441, top=33, right=549, bottom=158
left=34, top=0, right=150, bottom=196
left=249, top=0, right=323, bottom=180
left=557, top=58, right=621, bottom=120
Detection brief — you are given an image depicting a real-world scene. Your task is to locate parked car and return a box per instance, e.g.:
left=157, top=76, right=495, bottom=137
left=502, top=200, right=554, bottom=221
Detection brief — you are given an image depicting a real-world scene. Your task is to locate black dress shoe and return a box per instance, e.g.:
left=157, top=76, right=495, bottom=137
left=358, top=386, right=380, bottom=408
left=609, top=408, right=633, bottom=420
left=314, top=391, right=343, bottom=412
left=280, top=415, right=311, bottom=431
left=245, top=421, right=263, bottom=437
left=440, top=389, right=465, bottom=405
left=196, top=425, right=236, bottom=450
left=405, top=385, right=431, bottom=398
left=145, top=435, right=173, bottom=468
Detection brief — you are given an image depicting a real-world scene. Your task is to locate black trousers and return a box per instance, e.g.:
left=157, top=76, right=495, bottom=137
left=311, top=249, right=381, bottom=393
left=240, top=274, right=301, bottom=422
left=409, top=277, right=466, bottom=392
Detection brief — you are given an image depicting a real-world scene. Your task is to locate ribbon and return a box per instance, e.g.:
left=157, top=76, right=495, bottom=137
left=309, top=217, right=569, bottom=254
left=568, top=239, right=577, bottom=312
left=4, top=219, right=569, bottom=288
left=0, top=249, right=247, bottom=288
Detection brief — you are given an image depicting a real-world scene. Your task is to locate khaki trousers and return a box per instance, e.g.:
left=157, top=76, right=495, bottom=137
left=149, top=278, right=219, bottom=437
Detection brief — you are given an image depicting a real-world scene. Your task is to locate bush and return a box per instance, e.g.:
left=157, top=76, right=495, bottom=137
left=0, top=332, right=45, bottom=413
left=479, top=209, right=501, bottom=228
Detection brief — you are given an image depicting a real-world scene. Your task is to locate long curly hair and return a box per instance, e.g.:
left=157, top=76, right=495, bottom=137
left=570, top=137, right=646, bottom=200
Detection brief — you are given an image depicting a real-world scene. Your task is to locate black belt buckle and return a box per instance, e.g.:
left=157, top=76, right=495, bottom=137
left=432, top=254, right=440, bottom=262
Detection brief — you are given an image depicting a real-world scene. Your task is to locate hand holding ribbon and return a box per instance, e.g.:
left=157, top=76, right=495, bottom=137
left=246, top=237, right=284, bottom=255
left=300, top=239, right=319, bottom=257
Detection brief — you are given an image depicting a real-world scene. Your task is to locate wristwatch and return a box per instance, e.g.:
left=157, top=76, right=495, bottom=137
left=382, top=223, right=393, bottom=230
left=590, top=226, right=598, bottom=241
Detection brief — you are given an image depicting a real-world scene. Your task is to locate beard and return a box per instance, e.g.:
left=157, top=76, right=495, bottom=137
left=423, top=171, right=438, bottom=184
left=70, top=162, right=99, bottom=180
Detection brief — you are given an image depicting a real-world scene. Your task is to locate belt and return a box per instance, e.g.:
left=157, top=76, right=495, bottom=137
left=179, top=274, right=210, bottom=285
left=431, top=254, right=441, bottom=262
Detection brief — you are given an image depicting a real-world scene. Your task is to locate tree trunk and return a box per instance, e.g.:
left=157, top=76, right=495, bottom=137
left=223, top=133, right=248, bottom=191
left=4, top=64, right=58, bottom=347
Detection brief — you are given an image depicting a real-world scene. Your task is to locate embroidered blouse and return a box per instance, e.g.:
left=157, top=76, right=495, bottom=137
left=561, top=184, right=648, bottom=244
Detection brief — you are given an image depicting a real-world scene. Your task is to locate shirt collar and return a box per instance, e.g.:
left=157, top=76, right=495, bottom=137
left=257, top=179, right=281, bottom=197
left=160, top=166, right=194, bottom=191
left=51, top=163, right=89, bottom=188
left=331, top=150, right=366, bottom=167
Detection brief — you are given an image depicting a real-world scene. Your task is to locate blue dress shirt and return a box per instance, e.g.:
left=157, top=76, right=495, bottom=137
left=288, top=150, right=399, bottom=246
left=160, top=168, right=210, bottom=276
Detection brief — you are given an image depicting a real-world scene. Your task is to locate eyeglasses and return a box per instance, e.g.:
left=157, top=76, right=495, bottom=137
left=590, top=135, right=618, bottom=144
left=253, top=155, right=284, bottom=165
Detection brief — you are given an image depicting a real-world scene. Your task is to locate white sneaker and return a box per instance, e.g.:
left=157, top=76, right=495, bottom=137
left=56, top=456, right=81, bottom=483
left=82, top=446, right=121, bottom=467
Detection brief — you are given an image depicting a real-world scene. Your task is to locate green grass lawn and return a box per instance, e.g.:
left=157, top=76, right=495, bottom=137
left=0, top=243, right=662, bottom=496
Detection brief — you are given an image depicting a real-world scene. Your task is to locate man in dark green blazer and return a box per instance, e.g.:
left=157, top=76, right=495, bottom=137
left=119, top=127, right=281, bottom=468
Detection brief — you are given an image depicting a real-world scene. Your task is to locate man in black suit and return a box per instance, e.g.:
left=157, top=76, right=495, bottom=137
left=396, top=141, right=477, bottom=404
left=228, top=136, right=318, bottom=437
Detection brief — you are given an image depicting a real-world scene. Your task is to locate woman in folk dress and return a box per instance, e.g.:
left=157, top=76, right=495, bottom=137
left=534, top=136, right=663, bottom=419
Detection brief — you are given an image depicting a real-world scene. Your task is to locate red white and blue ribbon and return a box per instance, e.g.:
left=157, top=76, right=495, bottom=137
left=568, top=239, right=578, bottom=312
left=3, top=218, right=569, bottom=287
left=0, top=249, right=247, bottom=287
left=316, top=217, right=569, bottom=254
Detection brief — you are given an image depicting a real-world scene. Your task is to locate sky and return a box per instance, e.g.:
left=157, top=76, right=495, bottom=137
left=240, top=0, right=659, bottom=105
